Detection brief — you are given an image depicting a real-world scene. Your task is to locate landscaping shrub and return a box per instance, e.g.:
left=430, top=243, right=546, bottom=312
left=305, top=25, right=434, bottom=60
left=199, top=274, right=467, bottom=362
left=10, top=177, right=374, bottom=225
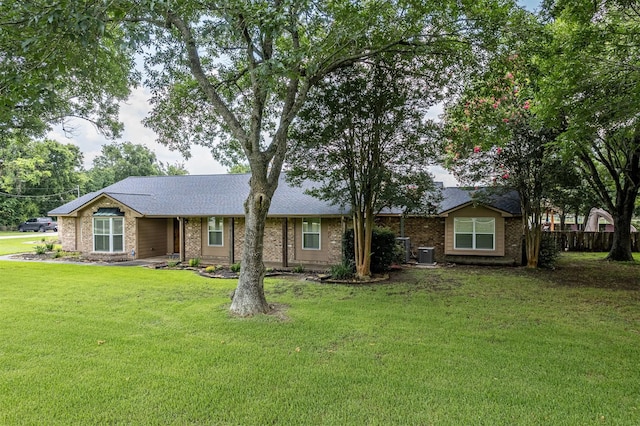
left=188, top=258, right=201, bottom=267
left=45, top=242, right=55, bottom=251
left=538, top=233, right=560, bottom=269
left=342, top=226, right=399, bottom=273
left=34, top=245, right=47, bottom=255
left=204, top=265, right=216, bottom=273
left=330, top=261, right=354, bottom=280
left=292, top=264, right=305, bottom=273
left=230, top=262, right=241, bottom=273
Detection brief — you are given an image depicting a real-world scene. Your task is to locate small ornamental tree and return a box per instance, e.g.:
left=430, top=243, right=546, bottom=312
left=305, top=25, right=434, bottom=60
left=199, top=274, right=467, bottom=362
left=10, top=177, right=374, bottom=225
left=443, top=43, right=560, bottom=268
left=288, top=60, right=441, bottom=278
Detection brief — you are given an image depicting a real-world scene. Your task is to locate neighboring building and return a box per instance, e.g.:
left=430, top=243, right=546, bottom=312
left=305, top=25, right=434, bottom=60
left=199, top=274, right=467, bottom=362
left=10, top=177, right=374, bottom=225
left=49, top=174, right=522, bottom=267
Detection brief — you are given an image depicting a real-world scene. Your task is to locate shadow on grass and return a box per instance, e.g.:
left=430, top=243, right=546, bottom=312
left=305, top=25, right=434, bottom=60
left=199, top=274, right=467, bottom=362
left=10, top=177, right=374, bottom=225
left=523, top=253, right=640, bottom=291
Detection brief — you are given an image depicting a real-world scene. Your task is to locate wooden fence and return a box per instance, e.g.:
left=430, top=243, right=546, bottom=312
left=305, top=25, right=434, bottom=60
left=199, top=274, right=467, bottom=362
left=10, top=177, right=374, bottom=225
left=548, top=231, right=640, bottom=252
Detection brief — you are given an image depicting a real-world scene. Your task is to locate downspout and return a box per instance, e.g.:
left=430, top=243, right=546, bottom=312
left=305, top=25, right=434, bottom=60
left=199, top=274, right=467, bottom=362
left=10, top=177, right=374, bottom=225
left=229, top=217, right=235, bottom=264
left=282, top=218, right=288, bottom=268
left=179, top=217, right=186, bottom=262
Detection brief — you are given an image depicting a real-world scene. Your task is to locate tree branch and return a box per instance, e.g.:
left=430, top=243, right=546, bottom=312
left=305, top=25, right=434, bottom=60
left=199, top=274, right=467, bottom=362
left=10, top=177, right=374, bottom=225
left=163, top=11, right=248, bottom=144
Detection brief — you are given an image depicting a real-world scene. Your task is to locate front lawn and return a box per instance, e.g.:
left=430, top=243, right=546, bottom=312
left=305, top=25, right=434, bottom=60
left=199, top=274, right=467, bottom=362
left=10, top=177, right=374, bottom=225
left=0, top=234, right=58, bottom=256
left=1, top=256, right=639, bottom=424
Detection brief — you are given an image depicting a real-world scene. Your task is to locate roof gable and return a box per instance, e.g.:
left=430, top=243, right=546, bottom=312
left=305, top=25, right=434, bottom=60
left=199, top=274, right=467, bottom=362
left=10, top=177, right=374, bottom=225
left=438, top=187, right=521, bottom=216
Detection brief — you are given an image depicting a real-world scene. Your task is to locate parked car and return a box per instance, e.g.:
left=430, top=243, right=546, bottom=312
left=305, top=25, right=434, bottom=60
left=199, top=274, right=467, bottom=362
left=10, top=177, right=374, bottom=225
left=17, top=217, right=58, bottom=232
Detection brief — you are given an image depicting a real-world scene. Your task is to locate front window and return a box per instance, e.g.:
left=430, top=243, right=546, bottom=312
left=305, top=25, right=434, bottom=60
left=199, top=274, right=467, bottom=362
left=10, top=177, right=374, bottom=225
left=302, top=218, right=321, bottom=250
left=454, top=218, right=495, bottom=250
left=93, top=217, right=124, bottom=252
left=208, top=217, right=224, bottom=246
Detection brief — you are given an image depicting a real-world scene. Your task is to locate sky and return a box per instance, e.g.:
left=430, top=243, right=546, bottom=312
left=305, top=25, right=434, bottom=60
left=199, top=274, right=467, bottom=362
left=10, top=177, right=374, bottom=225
left=46, top=0, right=542, bottom=187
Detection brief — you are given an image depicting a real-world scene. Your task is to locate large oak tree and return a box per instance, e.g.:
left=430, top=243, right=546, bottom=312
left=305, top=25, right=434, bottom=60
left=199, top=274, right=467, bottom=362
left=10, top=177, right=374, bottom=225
left=537, top=0, right=640, bottom=261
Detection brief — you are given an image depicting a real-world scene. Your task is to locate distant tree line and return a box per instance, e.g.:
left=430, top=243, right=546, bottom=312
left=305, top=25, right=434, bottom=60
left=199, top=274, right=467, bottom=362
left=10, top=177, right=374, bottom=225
left=0, top=138, right=187, bottom=227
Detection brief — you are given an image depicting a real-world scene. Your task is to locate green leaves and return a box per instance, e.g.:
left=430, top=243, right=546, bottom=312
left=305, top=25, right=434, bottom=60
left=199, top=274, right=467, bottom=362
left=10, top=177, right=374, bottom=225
left=0, top=137, right=85, bottom=223
left=0, top=0, right=136, bottom=138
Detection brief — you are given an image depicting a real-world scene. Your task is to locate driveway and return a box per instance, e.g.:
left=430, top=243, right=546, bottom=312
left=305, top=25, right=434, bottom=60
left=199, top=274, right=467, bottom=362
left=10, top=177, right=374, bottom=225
left=0, top=232, right=58, bottom=240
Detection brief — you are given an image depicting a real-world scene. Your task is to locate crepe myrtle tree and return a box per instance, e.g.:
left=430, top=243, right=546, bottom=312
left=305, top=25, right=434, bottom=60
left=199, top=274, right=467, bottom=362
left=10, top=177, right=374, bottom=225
left=287, top=59, right=442, bottom=278
left=442, top=49, right=560, bottom=268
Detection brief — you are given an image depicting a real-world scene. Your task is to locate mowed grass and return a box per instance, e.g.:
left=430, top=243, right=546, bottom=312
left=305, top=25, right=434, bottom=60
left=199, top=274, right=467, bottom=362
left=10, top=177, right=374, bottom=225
left=1, top=254, right=639, bottom=425
left=0, top=233, right=58, bottom=255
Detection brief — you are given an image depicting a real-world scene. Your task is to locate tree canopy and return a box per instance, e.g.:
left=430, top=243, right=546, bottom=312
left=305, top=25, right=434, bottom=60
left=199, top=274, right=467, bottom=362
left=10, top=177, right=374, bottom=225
left=288, top=59, right=442, bottom=277
left=86, top=141, right=187, bottom=192
left=0, top=0, right=135, bottom=138
left=536, top=0, right=640, bottom=260
left=0, top=136, right=84, bottom=226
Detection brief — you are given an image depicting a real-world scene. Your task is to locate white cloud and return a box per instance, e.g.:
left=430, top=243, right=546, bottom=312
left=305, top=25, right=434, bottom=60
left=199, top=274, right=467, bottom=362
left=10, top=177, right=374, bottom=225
left=430, top=165, right=458, bottom=187
left=47, top=86, right=227, bottom=175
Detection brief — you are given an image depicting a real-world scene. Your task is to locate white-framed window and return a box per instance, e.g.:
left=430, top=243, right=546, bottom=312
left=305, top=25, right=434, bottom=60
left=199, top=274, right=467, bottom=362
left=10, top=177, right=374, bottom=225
left=93, top=217, right=124, bottom=252
left=208, top=217, right=224, bottom=246
left=454, top=217, right=495, bottom=250
left=302, top=218, right=321, bottom=250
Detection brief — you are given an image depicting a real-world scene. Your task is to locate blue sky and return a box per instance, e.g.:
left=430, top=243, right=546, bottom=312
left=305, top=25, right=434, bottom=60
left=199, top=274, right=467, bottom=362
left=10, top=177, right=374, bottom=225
left=519, top=0, right=541, bottom=11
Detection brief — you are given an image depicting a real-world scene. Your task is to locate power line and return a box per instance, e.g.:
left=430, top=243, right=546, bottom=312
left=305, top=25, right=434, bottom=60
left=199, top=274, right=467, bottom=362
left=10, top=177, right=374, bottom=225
left=0, top=186, right=79, bottom=199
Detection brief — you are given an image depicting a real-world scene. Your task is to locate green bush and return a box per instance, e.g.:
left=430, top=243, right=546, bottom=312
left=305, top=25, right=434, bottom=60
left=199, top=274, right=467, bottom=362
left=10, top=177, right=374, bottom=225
left=167, top=261, right=179, bottom=268
left=538, top=233, right=560, bottom=269
left=292, top=264, right=305, bottom=273
left=188, top=258, right=201, bottom=267
left=54, top=249, right=63, bottom=258
left=45, top=242, right=55, bottom=251
left=230, top=262, right=241, bottom=273
left=34, top=245, right=47, bottom=255
left=342, top=227, right=399, bottom=273
left=204, top=265, right=216, bottom=273
left=330, top=261, right=354, bottom=280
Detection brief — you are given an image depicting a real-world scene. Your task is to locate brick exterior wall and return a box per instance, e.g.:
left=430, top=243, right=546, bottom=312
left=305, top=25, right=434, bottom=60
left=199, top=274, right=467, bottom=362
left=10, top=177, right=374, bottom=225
left=180, top=216, right=343, bottom=268
left=69, top=198, right=137, bottom=261
left=325, top=219, right=344, bottom=265
left=376, top=216, right=446, bottom=262
left=377, top=215, right=523, bottom=265
left=184, top=218, right=203, bottom=261
left=58, top=216, right=77, bottom=252
left=264, top=218, right=284, bottom=264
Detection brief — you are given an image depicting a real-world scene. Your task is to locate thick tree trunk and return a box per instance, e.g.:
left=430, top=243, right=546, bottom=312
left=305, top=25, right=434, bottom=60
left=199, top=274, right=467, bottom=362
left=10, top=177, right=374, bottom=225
left=521, top=198, right=542, bottom=268
left=524, top=227, right=541, bottom=268
left=607, top=190, right=636, bottom=261
left=230, top=183, right=272, bottom=316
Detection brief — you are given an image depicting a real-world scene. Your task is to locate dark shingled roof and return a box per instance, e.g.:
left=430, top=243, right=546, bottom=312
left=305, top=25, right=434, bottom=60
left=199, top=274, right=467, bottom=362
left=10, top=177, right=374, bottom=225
left=49, top=175, right=520, bottom=217
left=49, top=174, right=349, bottom=217
left=439, top=187, right=521, bottom=215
